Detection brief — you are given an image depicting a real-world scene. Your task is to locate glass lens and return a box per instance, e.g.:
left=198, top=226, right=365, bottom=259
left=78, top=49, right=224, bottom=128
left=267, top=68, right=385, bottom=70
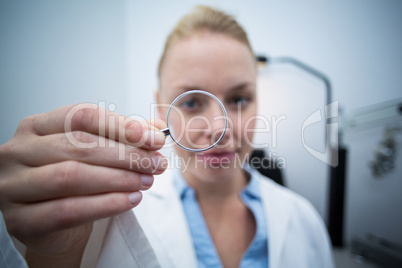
left=167, top=91, right=227, bottom=152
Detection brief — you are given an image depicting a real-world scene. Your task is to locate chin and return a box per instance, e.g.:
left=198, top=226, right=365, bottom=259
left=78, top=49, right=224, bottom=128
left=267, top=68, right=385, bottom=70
left=189, top=167, right=236, bottom=184
left=189, top=153, right=241, bottom=181
left=176, top=146, right=251, bottom=182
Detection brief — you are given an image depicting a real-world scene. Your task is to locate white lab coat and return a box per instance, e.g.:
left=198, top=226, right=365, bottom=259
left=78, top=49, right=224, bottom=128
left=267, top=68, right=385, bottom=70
left=83, top=166, right=334, bottom=268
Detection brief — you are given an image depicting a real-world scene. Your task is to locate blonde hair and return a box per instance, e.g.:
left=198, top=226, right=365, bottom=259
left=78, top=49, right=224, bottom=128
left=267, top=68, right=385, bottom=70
left=158, top=5, right=254, bottom=78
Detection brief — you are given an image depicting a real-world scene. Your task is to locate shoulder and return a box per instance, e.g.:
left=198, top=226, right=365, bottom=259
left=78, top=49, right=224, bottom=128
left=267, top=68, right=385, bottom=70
left=256, top=173, right=334, bottom=267
left=258, top=172, right=322, bottom=221
left=262, top=174, right=327, bottom=235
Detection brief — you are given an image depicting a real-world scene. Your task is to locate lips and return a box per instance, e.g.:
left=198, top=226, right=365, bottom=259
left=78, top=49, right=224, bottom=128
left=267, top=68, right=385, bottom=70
left=197, top=151, right=235, bottom=164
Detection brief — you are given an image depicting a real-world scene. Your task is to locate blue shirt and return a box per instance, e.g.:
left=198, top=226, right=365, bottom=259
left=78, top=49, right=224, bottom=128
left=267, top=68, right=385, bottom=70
left=174, top=166, right=269, bottom=268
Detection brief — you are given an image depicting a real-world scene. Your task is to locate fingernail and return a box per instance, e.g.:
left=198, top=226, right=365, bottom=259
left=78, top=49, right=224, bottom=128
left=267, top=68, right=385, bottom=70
left=141, top=174, right=154, bottom=186
left=144, top=130, right=165, bottom=146
left=128, top=192, right=142, bottom=205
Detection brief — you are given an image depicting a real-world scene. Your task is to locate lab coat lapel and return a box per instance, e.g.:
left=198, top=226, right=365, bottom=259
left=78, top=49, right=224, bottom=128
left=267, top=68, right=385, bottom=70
left=259, top=176, right=291, bottom=268
left=144, top=169, right=198, bottom=268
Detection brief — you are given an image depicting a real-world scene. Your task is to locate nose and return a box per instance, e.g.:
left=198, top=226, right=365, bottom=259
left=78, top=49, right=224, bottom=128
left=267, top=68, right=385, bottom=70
left=206, top=100, right=228, bottom=144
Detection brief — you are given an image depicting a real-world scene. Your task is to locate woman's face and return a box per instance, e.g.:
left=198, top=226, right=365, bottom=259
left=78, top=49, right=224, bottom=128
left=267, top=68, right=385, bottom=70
left=157, top=31, right=257, bottom=183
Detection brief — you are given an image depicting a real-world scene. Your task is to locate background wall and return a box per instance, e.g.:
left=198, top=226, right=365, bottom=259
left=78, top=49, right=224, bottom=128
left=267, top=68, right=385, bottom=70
left=0, top=0, right=128, bottom=145
left=1, top=0, right=401, bottom=248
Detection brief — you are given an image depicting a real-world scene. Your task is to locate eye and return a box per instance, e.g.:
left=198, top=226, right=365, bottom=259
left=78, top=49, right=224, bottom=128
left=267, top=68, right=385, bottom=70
left=227, top=95, right=251, bottom=109
left=179, top=98, right=202, bottom=113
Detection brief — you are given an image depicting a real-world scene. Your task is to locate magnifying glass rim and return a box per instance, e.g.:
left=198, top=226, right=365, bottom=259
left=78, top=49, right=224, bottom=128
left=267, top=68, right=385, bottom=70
left=166, top=90, right=228, bottom=152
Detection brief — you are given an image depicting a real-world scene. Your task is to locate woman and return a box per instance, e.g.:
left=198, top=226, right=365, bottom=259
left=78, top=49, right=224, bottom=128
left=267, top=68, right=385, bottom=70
left=0, top=6, right=333, bottom=268
left=133, top=6, right=333, bottom=268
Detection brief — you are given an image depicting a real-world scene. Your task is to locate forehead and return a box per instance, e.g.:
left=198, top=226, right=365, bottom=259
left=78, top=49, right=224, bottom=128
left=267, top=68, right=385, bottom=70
left=159, top=32, right=256, bottom=98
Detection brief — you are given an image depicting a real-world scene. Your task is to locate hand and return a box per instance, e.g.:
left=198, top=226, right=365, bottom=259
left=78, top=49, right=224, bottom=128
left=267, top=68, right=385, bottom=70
left=0, top=104, right=167, bottom=267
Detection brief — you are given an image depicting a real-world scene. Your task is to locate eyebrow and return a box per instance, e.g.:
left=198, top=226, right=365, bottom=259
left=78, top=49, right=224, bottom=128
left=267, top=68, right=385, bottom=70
left=177, top=86, right=203, bottom=92
left=176, top=82, right=254, bottom=93
left=229, top=83, right=255, bottom=92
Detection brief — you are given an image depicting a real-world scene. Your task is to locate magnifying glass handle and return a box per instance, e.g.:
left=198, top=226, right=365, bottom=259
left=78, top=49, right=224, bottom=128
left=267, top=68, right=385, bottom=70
left=161, top=128, right=170, bottom=137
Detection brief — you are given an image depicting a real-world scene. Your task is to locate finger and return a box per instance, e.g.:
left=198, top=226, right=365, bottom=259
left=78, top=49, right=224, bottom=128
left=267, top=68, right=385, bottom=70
left=7, top=192, right=142, bottom=239
left=2, top=161, right=154, bottom=203
left=146, top=119, right=167, bottom=131
left=17, top=133, right=168, bottom=174
left=21, top=104, right=166, bottom=149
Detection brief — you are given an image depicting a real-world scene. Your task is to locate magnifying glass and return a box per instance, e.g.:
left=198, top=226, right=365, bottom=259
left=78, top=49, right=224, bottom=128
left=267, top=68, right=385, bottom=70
left=160, top=90, right=228, bottom=152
